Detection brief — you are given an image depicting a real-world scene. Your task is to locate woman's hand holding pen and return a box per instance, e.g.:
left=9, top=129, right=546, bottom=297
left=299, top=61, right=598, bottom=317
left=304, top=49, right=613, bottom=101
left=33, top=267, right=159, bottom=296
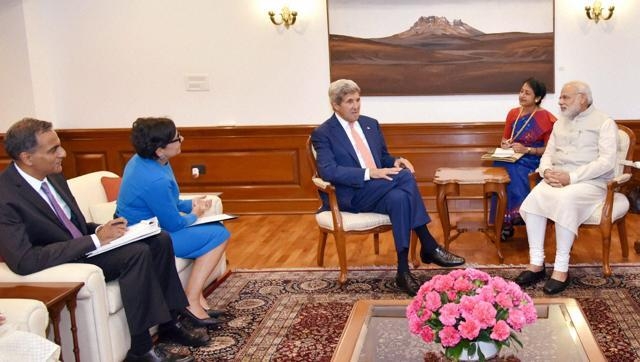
left=96, top=217, right=128, bottom=245
left=500, top=138, right=513, bottom=149
left=192, top=196, right=212, bottom=218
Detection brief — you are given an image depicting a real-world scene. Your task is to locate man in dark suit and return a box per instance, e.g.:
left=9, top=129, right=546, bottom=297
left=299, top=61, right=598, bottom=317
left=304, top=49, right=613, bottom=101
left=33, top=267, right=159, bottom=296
left=0, top=118, right=205, bottom=362
left=311, top=79, right=465, bottom=296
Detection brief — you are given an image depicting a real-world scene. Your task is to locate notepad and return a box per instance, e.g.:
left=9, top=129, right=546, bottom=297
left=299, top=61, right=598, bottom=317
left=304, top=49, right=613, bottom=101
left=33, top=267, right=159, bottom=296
left=86, top=217, right=161, bottom=257
left=189, top=213, right=238, bottom=227
left=480, top=148, right=524, bottom=163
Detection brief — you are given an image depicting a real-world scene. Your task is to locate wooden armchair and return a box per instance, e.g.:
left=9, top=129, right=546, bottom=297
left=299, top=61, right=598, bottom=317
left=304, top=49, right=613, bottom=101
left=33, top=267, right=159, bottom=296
left=528, top=124, right=635, bottom=276
left=306, top=137, right=418, bottom=284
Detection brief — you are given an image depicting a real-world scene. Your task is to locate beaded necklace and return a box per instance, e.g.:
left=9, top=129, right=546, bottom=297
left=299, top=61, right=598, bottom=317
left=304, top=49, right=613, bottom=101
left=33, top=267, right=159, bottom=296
left=510, top=107, right=538, bottom=142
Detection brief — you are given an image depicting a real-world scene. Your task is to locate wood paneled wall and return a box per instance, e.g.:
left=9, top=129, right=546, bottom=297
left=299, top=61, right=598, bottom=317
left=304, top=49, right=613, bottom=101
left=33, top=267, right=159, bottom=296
left=2, top=122, right=639, bottom=214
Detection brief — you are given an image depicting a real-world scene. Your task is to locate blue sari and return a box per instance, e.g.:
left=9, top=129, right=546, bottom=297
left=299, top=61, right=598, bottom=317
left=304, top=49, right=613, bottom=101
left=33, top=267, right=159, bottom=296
left=491, top=108, right=556, bottom=227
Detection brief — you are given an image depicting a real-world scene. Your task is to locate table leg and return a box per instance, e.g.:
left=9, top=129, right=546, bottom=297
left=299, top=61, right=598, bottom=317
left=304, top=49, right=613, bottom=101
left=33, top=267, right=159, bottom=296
left=48, top=304, right=65, bottom=361
left=436, top=184, right=451, bottom=250
left=66, top=296, right=81, bottom=362
left=493, top=184, right=507, bottom=263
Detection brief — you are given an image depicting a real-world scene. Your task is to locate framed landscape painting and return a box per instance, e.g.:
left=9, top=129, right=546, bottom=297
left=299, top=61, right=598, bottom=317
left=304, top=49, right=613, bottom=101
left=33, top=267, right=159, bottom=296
left=327, top=0, right=555, bottom=96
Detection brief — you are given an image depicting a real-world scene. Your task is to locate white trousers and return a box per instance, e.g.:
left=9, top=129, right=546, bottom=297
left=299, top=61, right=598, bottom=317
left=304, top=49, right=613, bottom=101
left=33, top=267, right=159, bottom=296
left=525, top=213, right=575, bottom=272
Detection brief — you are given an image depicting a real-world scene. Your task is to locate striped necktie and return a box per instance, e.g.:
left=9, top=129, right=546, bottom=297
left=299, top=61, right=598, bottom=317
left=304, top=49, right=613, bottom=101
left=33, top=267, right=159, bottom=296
left=41, top=182, right=83, bottom=238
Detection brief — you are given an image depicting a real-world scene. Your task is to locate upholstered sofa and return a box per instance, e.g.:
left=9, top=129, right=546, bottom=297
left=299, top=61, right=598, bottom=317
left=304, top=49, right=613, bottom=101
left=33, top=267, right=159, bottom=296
left=0, top=171, right=227, bottom=362
left=0, top=298, right=50, bottom=337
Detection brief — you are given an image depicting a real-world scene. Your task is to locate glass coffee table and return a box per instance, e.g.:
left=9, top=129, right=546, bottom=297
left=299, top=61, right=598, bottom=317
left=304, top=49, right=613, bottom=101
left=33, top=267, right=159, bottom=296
left=332, top=298, right=605, bottom=361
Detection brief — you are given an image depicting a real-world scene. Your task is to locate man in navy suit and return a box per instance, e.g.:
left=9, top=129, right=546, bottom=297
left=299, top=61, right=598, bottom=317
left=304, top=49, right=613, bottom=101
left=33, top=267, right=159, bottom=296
left=311, top=79, right=465, bottom=296
left=0, top=118, right=207, bottom=362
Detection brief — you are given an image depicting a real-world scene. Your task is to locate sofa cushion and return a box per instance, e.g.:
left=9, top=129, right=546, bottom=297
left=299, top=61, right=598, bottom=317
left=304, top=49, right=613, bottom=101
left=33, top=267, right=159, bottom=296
left=89, top=201, right=117, bottom=225
left=100, top=176, right=122, bottom=202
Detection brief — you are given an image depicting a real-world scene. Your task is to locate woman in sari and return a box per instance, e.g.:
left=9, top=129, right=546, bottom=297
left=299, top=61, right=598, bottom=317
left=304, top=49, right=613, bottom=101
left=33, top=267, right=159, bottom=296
left=493, top=78, right=557, bottom=240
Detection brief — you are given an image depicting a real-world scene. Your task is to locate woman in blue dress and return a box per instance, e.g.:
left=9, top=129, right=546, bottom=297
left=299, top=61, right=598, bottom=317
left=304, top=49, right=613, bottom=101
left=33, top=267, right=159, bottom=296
left=492, top=78, right=557, bottom=240
left=116, top=117, right=230, bottom=326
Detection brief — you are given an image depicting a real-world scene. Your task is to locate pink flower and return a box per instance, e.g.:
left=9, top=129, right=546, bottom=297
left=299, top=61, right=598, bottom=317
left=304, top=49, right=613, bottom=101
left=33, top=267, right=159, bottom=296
left=522, top=303, right=538, bottom=324
left=420, top=326, right=435, bottom=343
left=507, top=308, right=526, bottom=330
left=490, top=320, right=511, bottom=341
left=472, top=301, right=497, bottom=329
left=453, top=276, right=474, bottom=293
left=424, top=291, right=442, bottom=312
left=431, top=274, right=455, bottom=293
left=495, top=292, right=514, bottom=308
left=439, top=303, right=460, bottom=326
left=408, top=315, right=423, bottom=334
left=458, top=318, right=481, bottom=339
left=439, top=325, right=461, bottom=347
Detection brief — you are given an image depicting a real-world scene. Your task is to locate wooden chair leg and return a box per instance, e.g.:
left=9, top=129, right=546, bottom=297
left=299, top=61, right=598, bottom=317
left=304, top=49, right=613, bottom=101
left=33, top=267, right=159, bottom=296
left=409, top=231, right=419, bottom=268
left=618, top=218, right=629, bottom=258
left=334, top=231, right=348, bottom=284
left=373, top=233, right=380, bottom=255
left=601, top=229, right=613, bottom=277
left=317, top=230, right=328, bottom=266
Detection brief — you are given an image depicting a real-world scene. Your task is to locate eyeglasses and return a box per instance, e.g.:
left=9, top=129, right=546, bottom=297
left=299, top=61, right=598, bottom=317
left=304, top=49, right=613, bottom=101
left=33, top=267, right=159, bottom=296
left=167, top=132, right=183, bottom=144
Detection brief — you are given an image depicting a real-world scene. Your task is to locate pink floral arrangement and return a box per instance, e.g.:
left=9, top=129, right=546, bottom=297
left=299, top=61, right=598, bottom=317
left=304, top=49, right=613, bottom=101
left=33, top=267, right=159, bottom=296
left=406, top=268, right=537, bottom=361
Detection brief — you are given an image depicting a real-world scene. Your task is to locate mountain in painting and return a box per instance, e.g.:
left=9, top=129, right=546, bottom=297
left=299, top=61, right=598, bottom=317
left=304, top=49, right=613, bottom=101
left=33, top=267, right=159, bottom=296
left=329, top=15, right=554, bottom=96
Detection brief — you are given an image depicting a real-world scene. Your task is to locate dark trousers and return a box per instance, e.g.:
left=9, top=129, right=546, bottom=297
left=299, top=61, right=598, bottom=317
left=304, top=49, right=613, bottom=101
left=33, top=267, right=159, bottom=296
left=350, top=170, right=430, bottom=251
left=82, top=231, right=188, bottom=335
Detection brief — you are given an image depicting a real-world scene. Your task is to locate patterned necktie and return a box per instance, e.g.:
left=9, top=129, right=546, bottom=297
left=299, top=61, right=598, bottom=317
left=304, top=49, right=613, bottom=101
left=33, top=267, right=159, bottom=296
left=349, top=122, right=376, bottom=169
left=41, top=182, right=83, bottom=238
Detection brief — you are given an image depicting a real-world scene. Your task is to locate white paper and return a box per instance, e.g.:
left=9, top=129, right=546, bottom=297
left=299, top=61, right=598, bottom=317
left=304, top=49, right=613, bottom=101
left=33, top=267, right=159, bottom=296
left=491, top=147, right=515, bottom=157
left=189, top=213, right=237, bottom=227
left=86, top=217, right=161, bottom=257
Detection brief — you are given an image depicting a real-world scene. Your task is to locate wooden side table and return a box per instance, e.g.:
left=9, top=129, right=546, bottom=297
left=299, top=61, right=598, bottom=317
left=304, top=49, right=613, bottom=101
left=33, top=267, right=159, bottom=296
left=433, top=167, right=510, bottom=262
left=0, top=282, right=84, bottom=362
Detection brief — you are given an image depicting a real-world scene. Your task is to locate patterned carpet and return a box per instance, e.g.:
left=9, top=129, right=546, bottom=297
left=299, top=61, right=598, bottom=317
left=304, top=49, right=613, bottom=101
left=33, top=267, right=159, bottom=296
left=170, top=265, right=640, bottom=361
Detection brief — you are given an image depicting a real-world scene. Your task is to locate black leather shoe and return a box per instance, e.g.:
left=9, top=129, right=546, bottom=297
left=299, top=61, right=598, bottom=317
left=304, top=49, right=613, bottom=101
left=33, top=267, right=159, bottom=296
left=158, top=321, right=210, bottom=347
left=395, top=271, right=421, bottom=296
left=514, top=269, right=546, bottom=287
left=181, top=308, right=224, bottom=328
left=205, top=309, right=226, bottom=318
left=124, top=345, right=194, bottom=362
left=543, top=275, right=570, bottom=295
left=501, top=225, right=514, bottom=241
left=421, top=246, right=465, bottom=267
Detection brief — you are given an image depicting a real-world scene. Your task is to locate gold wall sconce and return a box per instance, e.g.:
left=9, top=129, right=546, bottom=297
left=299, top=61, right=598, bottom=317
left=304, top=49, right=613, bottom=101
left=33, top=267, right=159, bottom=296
left=268, top=6, right=297, bottom=28
left=585, top=1, right=615, bottom=23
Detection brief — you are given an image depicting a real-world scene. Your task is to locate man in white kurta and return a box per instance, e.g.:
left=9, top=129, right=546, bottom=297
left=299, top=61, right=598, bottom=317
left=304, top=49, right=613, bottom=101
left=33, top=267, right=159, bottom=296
left=514, top=81, right=618, bottom=294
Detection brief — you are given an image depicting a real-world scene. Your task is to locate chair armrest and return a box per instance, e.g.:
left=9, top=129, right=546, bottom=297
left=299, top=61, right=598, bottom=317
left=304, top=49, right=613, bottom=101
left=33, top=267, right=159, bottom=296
left=312, top=177, right=332, bottom=190
left=0, top=298, right=49, bottom=336
left=0, top=263, right=107, bottom=302
left=311, top=177, right=345, bottom=230
left=528, top=172, right=541, bottom=190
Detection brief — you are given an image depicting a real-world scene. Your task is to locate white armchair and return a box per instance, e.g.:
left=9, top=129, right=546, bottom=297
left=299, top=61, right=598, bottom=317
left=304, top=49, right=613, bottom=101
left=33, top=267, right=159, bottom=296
left=0, top=171, right=228, bottom=362
left=0, top=298, right=50, bottom=336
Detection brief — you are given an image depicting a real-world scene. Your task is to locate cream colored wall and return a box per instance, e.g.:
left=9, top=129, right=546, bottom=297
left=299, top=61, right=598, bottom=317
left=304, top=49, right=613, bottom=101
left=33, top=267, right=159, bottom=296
left=1, top=0, right=639, bottom=130
left=0, top=0, right=35, bottom=125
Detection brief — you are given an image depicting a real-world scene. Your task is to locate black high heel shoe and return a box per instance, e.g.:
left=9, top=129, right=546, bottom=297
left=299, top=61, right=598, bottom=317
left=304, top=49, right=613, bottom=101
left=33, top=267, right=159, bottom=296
left=205, top=308, right=226, bottom=318
left=181, top=308, right=223, bottom=328
left=501, top=225, right=514, bottom=241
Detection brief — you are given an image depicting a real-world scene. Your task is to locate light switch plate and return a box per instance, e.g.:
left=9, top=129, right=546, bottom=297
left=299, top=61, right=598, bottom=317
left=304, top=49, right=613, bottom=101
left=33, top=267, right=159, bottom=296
left=185, top=74, right=210, bottom=92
